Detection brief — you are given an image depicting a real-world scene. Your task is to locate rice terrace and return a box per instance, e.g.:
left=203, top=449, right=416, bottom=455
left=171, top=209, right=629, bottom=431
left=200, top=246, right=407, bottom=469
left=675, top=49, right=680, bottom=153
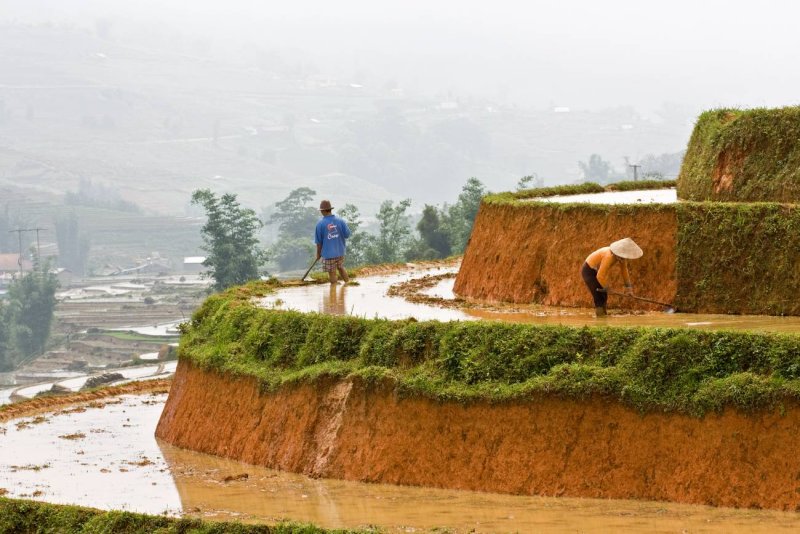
left=3, top=105, right=800, bottom=533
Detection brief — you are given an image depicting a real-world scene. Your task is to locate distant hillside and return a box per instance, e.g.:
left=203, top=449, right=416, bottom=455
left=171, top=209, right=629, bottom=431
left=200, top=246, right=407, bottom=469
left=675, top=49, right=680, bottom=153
left=0, top=23, right=692, bottom=214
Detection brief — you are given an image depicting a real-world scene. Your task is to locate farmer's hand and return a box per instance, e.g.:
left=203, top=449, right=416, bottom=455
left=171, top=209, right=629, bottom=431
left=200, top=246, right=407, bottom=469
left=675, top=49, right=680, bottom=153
left=315, top=251, right=321, bottom=260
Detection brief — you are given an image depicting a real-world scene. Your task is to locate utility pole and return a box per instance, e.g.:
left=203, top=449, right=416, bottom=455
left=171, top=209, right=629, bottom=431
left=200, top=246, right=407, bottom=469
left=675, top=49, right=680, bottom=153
left=8, top=227, right=47, bottom=273
left=629, top=164, right=641, bottom=182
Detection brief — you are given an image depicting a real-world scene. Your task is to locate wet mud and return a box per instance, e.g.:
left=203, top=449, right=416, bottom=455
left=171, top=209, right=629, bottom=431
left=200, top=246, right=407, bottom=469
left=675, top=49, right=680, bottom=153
left=454, top=202, right=677, bottom=310
left=262, top=266, right=800, bottom=333
left=157, top=361, right=800, bottom=511
left=4, top=388, right=800, bottom=531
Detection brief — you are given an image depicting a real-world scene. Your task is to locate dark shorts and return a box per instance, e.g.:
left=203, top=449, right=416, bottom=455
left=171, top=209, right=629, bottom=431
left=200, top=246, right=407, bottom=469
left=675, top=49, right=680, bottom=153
left=580, top=262, right=607, bottom=307
left=322, top=256, right=344, bottom=273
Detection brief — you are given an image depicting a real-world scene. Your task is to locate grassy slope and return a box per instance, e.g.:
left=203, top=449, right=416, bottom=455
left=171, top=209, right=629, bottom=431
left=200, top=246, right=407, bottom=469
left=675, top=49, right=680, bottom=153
left=179, top=280, right=800, bottom=417
left=0, top=497, right=370, bottom=534
left=677, top=107, right=800, bottom=202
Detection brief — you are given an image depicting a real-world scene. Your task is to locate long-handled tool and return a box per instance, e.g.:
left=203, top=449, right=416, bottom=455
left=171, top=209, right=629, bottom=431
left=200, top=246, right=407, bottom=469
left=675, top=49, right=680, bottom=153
left=600, top=288, right=676, bottom=313
left=301, top=257, right=319, bottom=282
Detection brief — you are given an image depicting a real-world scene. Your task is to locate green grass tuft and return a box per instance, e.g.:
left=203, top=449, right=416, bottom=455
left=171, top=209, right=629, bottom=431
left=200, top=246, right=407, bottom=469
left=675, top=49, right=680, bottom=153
left=179, top=283, right=800, bottom=417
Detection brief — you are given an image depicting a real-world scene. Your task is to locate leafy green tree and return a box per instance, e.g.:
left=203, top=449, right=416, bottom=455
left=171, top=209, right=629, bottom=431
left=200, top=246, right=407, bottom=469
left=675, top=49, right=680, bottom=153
left=364, top=199, right=413, bottom=264
left=5, top=265, right=59, bottom=362
left=442, top=177, right=486, bottom=254
left=270, top=187, right=318, bottom=239
left=269, top=187, right=319, bottom=271
left=578, top=154, right=614, bottom=183
left=516, top=173, right=544, bottom=191
left=55, top=212, right=91, bottom=275
left=191, top=189, right=267, bottom=291
left=416, top=204, right=451, bottom=258
left=338, top=203, right=367, bottom=266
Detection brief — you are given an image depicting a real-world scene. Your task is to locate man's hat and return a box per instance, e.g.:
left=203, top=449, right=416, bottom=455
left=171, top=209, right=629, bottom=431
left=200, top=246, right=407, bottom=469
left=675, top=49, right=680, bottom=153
left=319, top=200, right=333, bottom=211
left=609, top=238, right=643, bottom=259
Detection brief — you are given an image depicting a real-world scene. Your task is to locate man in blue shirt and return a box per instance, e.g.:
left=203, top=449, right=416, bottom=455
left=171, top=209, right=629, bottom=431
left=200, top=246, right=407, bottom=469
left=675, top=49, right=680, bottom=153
left=315, top=199, right=351, bottom=284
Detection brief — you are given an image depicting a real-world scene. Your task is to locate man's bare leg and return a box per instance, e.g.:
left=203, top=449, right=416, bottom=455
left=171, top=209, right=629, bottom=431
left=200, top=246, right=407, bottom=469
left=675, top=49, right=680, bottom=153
left=329, top=267, right=338, bottom=285
left=337, top=264, right=349, bottom=283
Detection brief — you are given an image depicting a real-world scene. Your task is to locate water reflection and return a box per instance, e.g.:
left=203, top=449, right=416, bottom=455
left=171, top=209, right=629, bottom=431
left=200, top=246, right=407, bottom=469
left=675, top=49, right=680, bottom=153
left=321, top=284, right=347, bottom=316
left=158, top=439, right=800, bottom=533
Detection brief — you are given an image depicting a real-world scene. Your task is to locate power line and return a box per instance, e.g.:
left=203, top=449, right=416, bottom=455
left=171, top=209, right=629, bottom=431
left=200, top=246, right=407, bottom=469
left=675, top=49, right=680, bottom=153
left=7, top=227, right=47, bottom=273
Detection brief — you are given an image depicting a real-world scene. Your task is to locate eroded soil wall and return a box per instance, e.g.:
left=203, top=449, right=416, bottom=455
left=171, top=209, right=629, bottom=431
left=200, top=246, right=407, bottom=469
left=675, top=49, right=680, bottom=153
left=157, top=361, right=800, bottom=510
left=453, top=202, right=677, bottom=310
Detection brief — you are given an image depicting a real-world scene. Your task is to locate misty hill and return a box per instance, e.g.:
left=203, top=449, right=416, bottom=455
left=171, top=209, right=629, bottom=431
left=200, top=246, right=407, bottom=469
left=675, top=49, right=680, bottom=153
left=0, top=23, right=692, bottom=216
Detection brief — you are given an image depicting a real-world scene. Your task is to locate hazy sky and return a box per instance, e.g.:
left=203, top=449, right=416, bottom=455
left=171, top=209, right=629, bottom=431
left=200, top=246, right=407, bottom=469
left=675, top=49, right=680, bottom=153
left=3, top=0, right=799, bottom=114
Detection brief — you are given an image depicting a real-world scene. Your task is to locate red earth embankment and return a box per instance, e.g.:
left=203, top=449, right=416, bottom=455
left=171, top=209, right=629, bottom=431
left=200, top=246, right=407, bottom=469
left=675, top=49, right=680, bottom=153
left=454, top=202, right=677, bottom=310
left=157, top=361, right=800, bottom=510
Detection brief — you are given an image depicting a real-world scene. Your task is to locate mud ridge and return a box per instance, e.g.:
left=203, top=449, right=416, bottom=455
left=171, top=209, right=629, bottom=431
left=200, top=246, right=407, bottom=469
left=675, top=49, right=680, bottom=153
left=0, top=379, right=171, bottom=422
left=157, top=361, right=800, bottom=510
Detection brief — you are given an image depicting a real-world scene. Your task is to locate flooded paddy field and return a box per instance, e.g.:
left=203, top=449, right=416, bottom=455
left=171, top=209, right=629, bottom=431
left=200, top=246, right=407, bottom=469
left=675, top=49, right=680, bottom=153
left=3, top=392, right=800, bottom=533
left=260, top=265, right=800, bottom=334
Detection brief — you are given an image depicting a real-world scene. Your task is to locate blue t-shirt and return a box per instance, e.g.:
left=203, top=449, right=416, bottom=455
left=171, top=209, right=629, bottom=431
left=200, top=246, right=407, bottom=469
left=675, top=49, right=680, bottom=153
left=315, top=215, right=351, bottom=259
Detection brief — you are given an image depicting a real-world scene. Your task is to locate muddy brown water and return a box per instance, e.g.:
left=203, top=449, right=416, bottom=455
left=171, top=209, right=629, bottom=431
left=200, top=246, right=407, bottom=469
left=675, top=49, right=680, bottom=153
left=260, top=266, right=800, bottom=333
left=3, top=394, right=800, bottom=532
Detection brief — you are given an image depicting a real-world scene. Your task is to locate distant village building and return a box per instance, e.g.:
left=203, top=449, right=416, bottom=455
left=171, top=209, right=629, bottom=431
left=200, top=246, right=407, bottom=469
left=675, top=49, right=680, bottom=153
left=183, top=256, right=206, bottom=273
left=0, top=253, right=33, bottom=288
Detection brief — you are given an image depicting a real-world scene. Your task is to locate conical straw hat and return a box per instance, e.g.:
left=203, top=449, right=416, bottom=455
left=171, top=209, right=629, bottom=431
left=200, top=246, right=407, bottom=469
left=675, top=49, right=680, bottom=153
left=609, top=238, right=643, bottom=259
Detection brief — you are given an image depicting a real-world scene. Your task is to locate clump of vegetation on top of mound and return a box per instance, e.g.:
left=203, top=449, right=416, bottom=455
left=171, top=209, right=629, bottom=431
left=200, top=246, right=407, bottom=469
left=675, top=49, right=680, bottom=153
left=678, top=107, right=800, bottom=202
left=0, top=497, right=370, bottom=533
left=494, top=179, right=676, bottom=205
left=675, top=201, right=800, bottom=315
left=180, top=281, right=800, bottom=417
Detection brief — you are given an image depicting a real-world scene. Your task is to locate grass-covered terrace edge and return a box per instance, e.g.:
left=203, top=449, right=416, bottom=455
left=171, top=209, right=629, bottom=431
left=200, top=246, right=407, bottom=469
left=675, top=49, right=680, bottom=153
left=179, top=279, right=800, bottom=418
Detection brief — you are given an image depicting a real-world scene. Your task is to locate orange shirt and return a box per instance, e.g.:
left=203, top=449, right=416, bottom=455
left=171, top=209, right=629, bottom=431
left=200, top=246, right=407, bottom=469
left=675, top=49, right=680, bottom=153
left=585, top=246, right=631, bottom=288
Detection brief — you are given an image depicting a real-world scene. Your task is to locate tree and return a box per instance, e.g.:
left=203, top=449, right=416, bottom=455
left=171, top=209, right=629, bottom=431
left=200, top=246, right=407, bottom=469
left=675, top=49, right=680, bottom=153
left=442, top=177, right=486, bottom=254
left=338, top=203, right=368, bottom=266
left=364, top=199, right=413, bottom=264
left=516, top=173, right=544, bottom=191
left=416, top=204, right=451, bottom=258
left=191, top=189, right=267, bottom=291
left=268, top=187, right=319, bottom=271
left=270, top=187, right=318, bottom=239
left=4, top=265, right=59, bottom=364
left=578, top=154, right=614, bottom=183
left=55, top=212, right=91, bottom=275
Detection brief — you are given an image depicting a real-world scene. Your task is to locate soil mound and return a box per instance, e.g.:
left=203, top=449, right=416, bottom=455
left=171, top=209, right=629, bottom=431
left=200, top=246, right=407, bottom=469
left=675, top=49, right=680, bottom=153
left=678, top=107, right=800, bottom=202
left=454, top=201, right=677, bottom=309
left=157, top=361, right=800, bottom=510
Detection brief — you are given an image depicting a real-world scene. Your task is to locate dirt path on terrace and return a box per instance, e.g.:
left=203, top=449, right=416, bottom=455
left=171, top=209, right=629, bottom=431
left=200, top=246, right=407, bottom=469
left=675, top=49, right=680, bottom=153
left=0, top=379, right=171, bottom=422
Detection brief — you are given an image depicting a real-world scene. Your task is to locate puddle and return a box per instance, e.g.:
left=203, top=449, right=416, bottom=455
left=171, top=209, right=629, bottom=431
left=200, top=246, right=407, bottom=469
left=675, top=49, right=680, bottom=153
left=260, top=267, right=466, bottom=322
left=533, top=188, right=677, bottom=204
left=110, top=321, right=182, bottom=337
left=260, top=268, right=800, bottom=334
left=0, top=394, right=181, bottom=514
left=2, top=395, right=800, bottom=532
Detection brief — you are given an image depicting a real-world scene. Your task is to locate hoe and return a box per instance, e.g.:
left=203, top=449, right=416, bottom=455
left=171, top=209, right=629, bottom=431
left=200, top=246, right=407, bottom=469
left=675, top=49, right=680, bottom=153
left=601, top=288, right=676, bottom=313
